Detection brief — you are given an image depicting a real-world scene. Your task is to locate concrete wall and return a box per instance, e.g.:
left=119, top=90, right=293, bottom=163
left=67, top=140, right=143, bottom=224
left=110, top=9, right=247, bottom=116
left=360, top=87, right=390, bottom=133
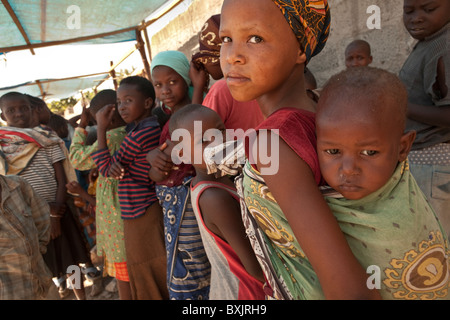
left=150, top=0, right=416, bottom=87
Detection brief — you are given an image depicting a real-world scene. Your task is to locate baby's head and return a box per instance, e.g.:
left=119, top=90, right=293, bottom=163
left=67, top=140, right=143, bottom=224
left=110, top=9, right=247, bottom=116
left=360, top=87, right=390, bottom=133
left=345, top=39, right=373, bottom=68
left=0, top=92, right=32, bottom=128
left=403, top=0, right=450, bottom=41
left=169, top=104, right=225, bottom=171
left=117, top=76, right=155, bottom=124
left=316, top=67, right=416, bottom=200
left=90, top=89, right=125, bottom=129
left=26, top=94, right=52, bottom=126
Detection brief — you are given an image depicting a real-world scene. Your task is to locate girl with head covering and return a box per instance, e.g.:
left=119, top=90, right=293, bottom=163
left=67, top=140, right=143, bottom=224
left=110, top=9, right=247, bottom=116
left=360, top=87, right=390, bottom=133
left=219, top=0, right=381, bottom=299
left=147, top=50, right=211, bottom=300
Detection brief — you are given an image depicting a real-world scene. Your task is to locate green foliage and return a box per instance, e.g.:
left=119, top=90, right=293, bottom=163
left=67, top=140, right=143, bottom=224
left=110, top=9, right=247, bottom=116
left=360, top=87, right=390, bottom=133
left=48, top=96, right=78, bottom=115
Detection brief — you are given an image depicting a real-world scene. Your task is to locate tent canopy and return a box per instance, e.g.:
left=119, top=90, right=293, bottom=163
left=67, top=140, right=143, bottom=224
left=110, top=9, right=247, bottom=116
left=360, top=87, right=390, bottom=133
left=0, top=73, right=109, bottom=100
left=0, top=0, right=175, bottom=53
left=0, top=0, right=184, bottom=100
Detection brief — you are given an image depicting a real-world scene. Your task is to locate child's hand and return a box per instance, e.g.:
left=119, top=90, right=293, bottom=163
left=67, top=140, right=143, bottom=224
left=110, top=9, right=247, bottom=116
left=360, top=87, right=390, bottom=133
left=66, top=181, right=84, bottom=195
left=146, top=142, right=173, bottom=175
left=96, top=104, right=116, bottom=131
left=189, top=61, right=208, bottom=90
left=89, top=167, right=99, bottom=183
left=50, top=217, right=62, bottom=239
left=49, top=202, right=65, bottom=239
left=79, top=105, right=91, bottom=129
left=109, top=161, right=125, bottom=179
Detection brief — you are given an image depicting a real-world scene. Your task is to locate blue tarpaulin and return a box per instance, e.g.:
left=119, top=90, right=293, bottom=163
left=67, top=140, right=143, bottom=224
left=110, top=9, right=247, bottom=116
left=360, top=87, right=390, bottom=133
left=0, top=0, right=184, bottom=100
left=0, top=0, right=173, bottom=52
left=0, top=73, right=109, bottom=100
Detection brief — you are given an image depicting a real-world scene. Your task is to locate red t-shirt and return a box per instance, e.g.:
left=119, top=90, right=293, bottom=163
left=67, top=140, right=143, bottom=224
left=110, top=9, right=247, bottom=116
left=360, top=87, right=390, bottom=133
left=248, top=107, right=323, bottom=186
left=203, top=79, right=264, bottom=131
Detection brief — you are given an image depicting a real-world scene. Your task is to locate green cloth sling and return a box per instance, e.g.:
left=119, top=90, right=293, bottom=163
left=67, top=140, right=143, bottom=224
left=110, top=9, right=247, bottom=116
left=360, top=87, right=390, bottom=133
left=241, top=161, right=450, bottom=300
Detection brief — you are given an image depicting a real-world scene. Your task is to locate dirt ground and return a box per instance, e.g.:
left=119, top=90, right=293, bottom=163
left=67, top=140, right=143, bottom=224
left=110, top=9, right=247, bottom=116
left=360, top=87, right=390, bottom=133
left=44, top=248, right=119, bottom=300
left=45, top=274, right=119, bottom=300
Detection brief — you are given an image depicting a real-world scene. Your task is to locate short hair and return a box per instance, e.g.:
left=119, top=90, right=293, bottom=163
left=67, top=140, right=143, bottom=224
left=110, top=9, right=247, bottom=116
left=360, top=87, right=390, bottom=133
left=89, top=89, right=116, bottom=115
left=24, top=94, right=46, bottom=110
left=47, top=113, right=69, bottom=139
left=119, top=76, right=155, bottom=100
left=169, top=104, right=216, bottom=133
left=318, top=66, right=408, bottom=129
left=345, top=39, right=372, bottom=56
left=0, top=92, right=28, bottom=109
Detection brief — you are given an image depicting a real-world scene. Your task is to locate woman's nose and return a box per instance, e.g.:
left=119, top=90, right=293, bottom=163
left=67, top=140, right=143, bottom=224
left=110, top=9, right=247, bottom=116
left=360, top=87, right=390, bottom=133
left=223, top=43, right=246, bottom=65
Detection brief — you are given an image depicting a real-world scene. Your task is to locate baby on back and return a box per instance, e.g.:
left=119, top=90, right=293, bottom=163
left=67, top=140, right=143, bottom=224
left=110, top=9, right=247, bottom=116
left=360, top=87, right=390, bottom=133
left=316, top=66, right=450, bottom=300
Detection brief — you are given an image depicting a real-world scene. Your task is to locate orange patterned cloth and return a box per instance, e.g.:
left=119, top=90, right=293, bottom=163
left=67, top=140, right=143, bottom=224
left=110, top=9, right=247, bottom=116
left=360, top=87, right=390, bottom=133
left=272, top=0, right=331, bottom=62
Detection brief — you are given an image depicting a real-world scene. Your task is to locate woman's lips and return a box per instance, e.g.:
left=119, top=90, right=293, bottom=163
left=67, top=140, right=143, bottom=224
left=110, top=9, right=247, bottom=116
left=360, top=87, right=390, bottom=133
left=226, top=72, right=250, bottom=85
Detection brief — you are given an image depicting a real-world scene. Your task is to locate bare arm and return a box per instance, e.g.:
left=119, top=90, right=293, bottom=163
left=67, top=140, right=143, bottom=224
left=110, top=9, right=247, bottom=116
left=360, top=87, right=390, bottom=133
left=407, top=103, right=450, bottom=127
left=408, top=57, right=450, bottom=127
left=199, top=188, right=265, bottom=282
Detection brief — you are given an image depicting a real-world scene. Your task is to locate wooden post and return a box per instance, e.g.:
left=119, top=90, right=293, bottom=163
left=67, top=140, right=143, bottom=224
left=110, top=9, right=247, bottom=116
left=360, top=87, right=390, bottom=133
left=135, top=29, right=151, bottom=80
left=110, top=61, right=118, bottom=90
left=142, top=20, right=153, bottom=62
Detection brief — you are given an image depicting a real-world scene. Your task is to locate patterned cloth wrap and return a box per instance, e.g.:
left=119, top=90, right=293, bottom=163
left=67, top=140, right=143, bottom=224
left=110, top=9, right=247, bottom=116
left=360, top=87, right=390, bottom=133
left=205, top=141, right=450, bottom=300
left=156, top=176, right=211, bottom=300
left=240, top=160, right=450, bottom=300
left=272, top=0, right=331, bottom=62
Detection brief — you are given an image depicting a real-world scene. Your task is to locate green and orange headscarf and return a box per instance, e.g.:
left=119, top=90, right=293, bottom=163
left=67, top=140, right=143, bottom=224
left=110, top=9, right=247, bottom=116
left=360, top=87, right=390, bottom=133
left=272, top=0, right=331, bottom=62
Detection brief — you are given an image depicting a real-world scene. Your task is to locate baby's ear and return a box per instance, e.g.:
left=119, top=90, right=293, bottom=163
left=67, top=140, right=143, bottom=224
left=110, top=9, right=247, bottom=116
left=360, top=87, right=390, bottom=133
left=145, top=97, right=154, bottom=110
left=0, top=112, right=6, bottom=123
left=398, top=130, right=416, bottom=162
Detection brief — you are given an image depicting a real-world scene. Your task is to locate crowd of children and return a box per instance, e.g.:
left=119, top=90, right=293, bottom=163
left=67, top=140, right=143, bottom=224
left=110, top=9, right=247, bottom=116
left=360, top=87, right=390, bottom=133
left=0, top=0, right=449, bottom=300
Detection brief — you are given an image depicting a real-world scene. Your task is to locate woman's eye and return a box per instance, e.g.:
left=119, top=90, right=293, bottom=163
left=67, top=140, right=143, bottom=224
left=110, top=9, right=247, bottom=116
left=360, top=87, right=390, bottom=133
left=361, top=150, right=378, bottom=156
left=325, top=149, right=339, bottom=155
left=222, top=36, right=231, bottom=43
left=249, top=35, right=263, bottom=44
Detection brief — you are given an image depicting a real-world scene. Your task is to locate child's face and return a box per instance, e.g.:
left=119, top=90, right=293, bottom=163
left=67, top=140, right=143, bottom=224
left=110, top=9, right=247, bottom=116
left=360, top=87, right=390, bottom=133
left=37, top=101, right=51, bottom=125
left=316, top=98, right=413, bottom=200
left=345, top=46, right=372, bottom=68
left=219, top=0, right=303, bottom=102
left=152, top=65, right=189, bottom=111
left=117, top=83, right=152, bottom=124
left=403, top=0, right=450, bottom=40
left=0, top=96, right=32, bottom=128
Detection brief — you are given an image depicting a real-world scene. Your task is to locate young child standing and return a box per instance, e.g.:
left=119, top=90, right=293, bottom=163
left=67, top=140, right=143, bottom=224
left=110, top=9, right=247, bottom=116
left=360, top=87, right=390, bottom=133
left=220, top=0, right=380, bottom=300
left=316, top=66, right=449, bottom=300
left=169, top=104, right=265, bottom=300
left=69, top=89, right=132, bottom=299
left=399, top=0, right=450, bottom=239
left=92, top=76, right=168, bottom=300
left=147, top=50, right=211, bottom=300
left=344, top=39, right=373, bottom=68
